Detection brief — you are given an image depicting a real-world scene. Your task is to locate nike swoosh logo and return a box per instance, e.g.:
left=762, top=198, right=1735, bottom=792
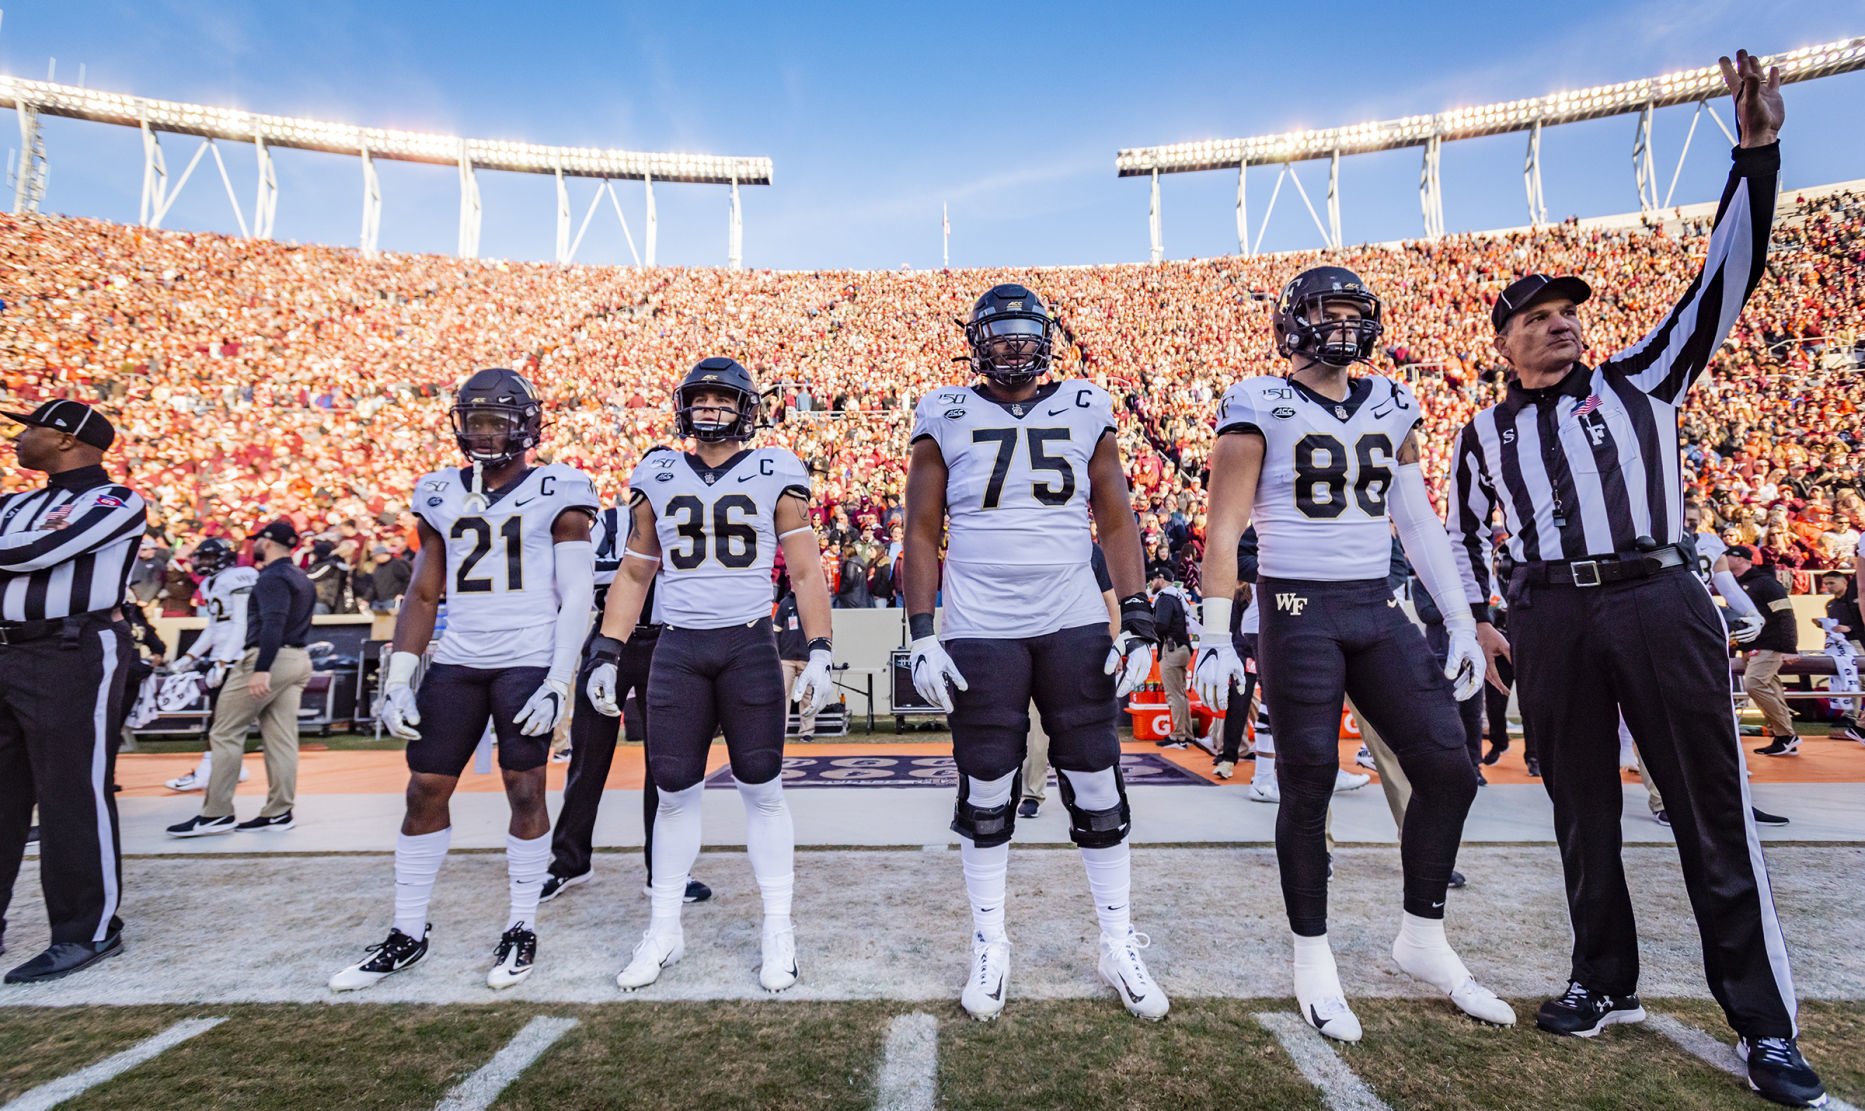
left=1114, top=970, right=1145, bottom=1005
left=513, top=496, right=538, bottom=507
left=987, top=974, right=1004, bottom=1001
left=1431, top=901, right=1445, bottom=910
left=1308, top=1004, right=1334, bottom=1030
left=738, top=474, right=757, bottom=482
left=1373, top=405, right=1395, bottom=418
left=1387, top=599, right=1399, bottom=607
left=1046, top=407, right=1069, bottom=416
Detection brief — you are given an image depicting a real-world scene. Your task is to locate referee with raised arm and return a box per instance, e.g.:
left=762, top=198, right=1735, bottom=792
left=0, top=401, right=145, bottom=983
left=1446, top=51, right=1825, bottom=1108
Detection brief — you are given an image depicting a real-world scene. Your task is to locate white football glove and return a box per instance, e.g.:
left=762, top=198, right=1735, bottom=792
left=1104, top=632, right=1157, bottom=699
left=1729, top=612, right=1766, bottom=645
left=794, top=647, right=836, bottom=715
left=204, top=662, right=229, bottom=690
left=1444, top=625, right=1484, bottom=702
left=515, top=678, right=571, bottom=736
left=1192, top=639, right=1248, bottom=709
left=909, top=635, right=967, bottom=713
left=380, top=650, right=423, bottom=741
left=587, top=662, right=621, bottom=717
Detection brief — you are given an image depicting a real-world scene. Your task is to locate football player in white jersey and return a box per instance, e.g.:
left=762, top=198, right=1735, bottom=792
left=163, top=537, right=255, bottom=792
left=904, top=284, right=1167, bottom=1022
left=1193, top=267, right=1509, bottom=1041
left=330, top=368, right=597, bottom=993
left=1684, top=501, right=1765, bottom=645
left=541, top=495, right=711, bottom=906
left=595, top=357, right=835, bottom=993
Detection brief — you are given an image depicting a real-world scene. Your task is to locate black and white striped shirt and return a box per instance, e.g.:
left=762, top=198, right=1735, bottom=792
left=0, top=465, right=148, bottom=621
left=1447, top=143, right=1779, bottom=616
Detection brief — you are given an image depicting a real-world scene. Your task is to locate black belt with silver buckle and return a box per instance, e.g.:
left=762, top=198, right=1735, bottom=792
left=1522, top=543, right=1690, bottom=588
left=0, top=609, right=116, bottom=646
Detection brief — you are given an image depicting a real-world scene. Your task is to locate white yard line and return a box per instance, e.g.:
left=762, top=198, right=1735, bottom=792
left=1256, top=1012, right=1392, bottom=1111
left=1648, top=1014, right=1861, bottom=1111
left=871, top=1012, right=938, bottom=1111
left=2, top=1017, right=225, bottom=1111
left=432, top=1015, right=579, bottom=1111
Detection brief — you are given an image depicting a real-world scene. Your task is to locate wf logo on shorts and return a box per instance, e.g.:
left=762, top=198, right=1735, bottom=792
left=1275, top=593, right=1309, bottom=616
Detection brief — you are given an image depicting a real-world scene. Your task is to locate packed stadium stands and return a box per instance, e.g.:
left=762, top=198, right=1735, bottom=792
left=1, top=187, right=1860, bottom=604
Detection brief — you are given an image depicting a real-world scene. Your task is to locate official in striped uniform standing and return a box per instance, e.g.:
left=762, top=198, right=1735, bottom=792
left=0, top=401, right=145, bottom=983
left=1445, top=53, right=1826, bottom=1107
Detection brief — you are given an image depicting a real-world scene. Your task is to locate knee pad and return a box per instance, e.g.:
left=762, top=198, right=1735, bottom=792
left=734, top=774, right=788, bottom=814
left=1274, top=760, right=1337, bottom=805
left=950, top=771, right=1018, bottom=848
left=656, top=782, right=703, bottom=819
left=1056, top=766, right=1130, bottom=849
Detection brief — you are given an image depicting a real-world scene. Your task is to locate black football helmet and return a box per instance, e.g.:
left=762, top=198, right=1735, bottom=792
left=192, top=537, right=235, bottom=576
left=449, top=368, right=543, bottom=466
left=1272, top=266, right=1384, bottom=368
left=674, top=357, right=760, bottom=443
left=963, top=283, right=1054, bottom=386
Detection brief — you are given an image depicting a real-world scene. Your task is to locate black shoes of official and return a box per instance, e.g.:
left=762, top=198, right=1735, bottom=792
left=1654, top=810, right=1672, bottom=826
left=1754, top=736, right=1801, bottom=757
left=1482, top=738, right=1509, bottom=765
left=635, top=879, right=714, bottom=903
left=166, top=814, right=236, bottom=838
left=1751, top=807, right=1790, bottom=827
left=1017, top=798, right=1040, bottom=818
left=1448, top=870, right=1467, bottom=890
left=1738, top=1036, right=1827, bottom=1108
left=235, top=811, right=294, bottom=832
left=1535, top=982, right=1646, bottom=1037
left=1525, top=756, right=1542, bottom=777
left=540, top=870, right=592, bottom=903
left=5, top=931, right=123, bottom=983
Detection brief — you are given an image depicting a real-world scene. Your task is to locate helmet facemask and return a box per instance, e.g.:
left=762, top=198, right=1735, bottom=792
left=675, top=385, right=757, bottom=443
left=966, top=314, right=1053, bottom=386
left=449, top=405, right=536, bottom=467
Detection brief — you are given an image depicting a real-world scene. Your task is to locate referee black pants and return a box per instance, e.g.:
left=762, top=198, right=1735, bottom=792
left=551, top=630, right=660, bottom=882
left=0, top=617, right=134, bottom=946
left=1507, top=565, right=1798, bottom=1039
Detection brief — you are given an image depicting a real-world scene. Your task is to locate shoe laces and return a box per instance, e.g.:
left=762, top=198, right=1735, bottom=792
left=1108, top=932, right=1155, bottom=981
left=972, top=938, right=1007, bottom=984
left=1555, top=981, right=1596, bottom=1009
left=1747, top=1037, right=1802, bottom=1069
left=1310, top=996, right=1353, bottom=1022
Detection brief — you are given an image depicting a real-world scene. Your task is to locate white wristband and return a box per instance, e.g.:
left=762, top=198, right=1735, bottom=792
left=386, top=650, right=420, bottom=692
left=1199, top=597, right=1233, bottom=644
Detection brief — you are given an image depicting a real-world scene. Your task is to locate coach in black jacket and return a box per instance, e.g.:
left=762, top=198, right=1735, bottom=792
left=1726, top=545, right=1800, bottom=755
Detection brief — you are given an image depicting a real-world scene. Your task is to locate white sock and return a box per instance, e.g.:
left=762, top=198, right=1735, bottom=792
left=1253, top=752, right=1275, bottom=788
left=1079, top=843, right=1132, bottom=938
left=505, top=831, right=550, bottom=930
left=960, top=839, right=1009, bottom=942
left=1394, top=911, right=1472, bottom=992
left=649, top=784, right=704, bottom=931
left=393, top=827, right=451, bottom=938
left=194, top=749, right=214, bottom=776
left=1292, top=930, right=1345, bottom=1001
left=735, top=776, right=796, bottom=923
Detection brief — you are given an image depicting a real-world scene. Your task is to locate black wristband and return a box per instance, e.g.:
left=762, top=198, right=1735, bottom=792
left=807, top=636, right=832, bottom=656
left=1119, top=591, right=1151, bottom=615
left=908, top=613, right=935, bottom=640
left=586, top=634, right=624, bottom=665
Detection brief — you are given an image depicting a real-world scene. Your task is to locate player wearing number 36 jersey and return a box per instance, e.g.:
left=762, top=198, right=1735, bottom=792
left=905, top=284, right=1166, bottom=1024
left=330, top=368, right=597, bottom=996
left=595, top=357, right=836, bottom=995
left=1195, top=267, right=1509, bottom=1042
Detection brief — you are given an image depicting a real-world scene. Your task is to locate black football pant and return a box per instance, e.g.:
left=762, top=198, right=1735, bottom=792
left=1257, top=578, right=1478, bottom=937
left=1506, top=565, right=1798, bottom=1039
left=0, top=617, right=134, bottom=946
left=1219, top=633, right=1257, bottom=763
left=944, top=623, right=1121, bottom=783
left=552, top=630, right=661, bottom=883
left=1425, top=622, right=1483, bottom=769
left=645, top=622, right=787, bottom=792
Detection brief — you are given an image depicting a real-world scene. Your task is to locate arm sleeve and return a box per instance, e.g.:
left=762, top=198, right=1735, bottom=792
left=1600, top=142, right=1779, bottom=403
left=549, top=541, right=596, bottom=686
left=1712, top=570, right=1762, bottom=620
left=0, top=488, right=148, bottom=572
left=214, top=587, right=253, bottom=663
left=252, top=575, right=290, bottom=673
left=1445, top=421, right=1500, bottom=621
left=1391, top=463, right=1476, bottom=635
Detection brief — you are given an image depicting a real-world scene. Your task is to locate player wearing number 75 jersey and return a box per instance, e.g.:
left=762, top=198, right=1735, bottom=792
left=330, top=368, right=597, bottom=995
left=596, top=357, right=836, bottom=995
left=904, top=284, right=1166, bottom=1023
left=1194, top=267, right=1509, bottom=1042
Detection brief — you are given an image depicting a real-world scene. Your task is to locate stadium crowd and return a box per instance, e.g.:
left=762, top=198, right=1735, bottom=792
left=1, top=188, right=1861, bottom=610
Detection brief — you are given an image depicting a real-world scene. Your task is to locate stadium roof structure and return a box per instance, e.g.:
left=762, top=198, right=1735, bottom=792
left=0, top=73, right=773, bottom=266
left=1115, top=37, right=1865, bottom=259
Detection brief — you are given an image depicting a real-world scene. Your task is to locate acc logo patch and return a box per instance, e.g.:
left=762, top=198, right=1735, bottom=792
left=944, top=408, right=967, bottom=419
left=655, top=472, right=675, bottom=482
left=427, top=496, right=444, bottom=507
left=1272, top=407, right=1297, bottom=419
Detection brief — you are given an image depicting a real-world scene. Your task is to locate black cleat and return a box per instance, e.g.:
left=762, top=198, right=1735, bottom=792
left=487, top=924, right=537, bottom=989
left=328, top=926, right=429, bottom=992
left=685, top=879, right=712, bottom=904
left=1738, top=1036, right=1827, bottom=1108
left=1017, top=798, right=1040, bottom=819
left=1525, top=756, right=1541, bottom=778
left=1535, top=982, right=1645, bottom=1037
left=1750, top=807, right=1790, bottom=827
left=1482, top=738, right=1509, bottom=765
left=1448, top=870, right=1467, bottom=890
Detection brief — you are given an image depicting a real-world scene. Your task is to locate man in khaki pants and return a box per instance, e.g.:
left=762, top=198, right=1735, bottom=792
left=1726, top=545, right=1803, bottom=757
left=1153, top=575, right=1194, bottom=746
left=167, top=520, right=317, bottom=836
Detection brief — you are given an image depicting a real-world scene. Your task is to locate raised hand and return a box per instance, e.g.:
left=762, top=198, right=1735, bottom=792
left=1719, top=48, right=1784, bottom=147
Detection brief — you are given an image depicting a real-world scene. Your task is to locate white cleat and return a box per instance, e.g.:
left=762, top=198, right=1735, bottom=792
left=1098, top=930, right=1169, bottom=1021
left=1301, top=995, right=1364, bottom=1042
left=1293, top=936, right=1361, bottom=1042
left=486, top=924, right=536, bottom=990
left=1248, top=780, right=1280, bottom=803
left=615, top=929, right=684, bottom=991
left=1334, top=769, right=1370, bottom=792
left=1392, top=928, right=1516, bottom=1026
left=960, top=934, right=1011, bottom=1021
left=327, top=927, right=428, bottom=993
left=165, top=765, right=248, bottom=791
left=1448, top=978, right=1517, bottom=1026
left=759, top=925, right=799, bottom=993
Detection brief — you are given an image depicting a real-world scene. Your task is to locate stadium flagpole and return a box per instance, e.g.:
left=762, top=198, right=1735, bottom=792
left=942, top=203, right=949, bottom=268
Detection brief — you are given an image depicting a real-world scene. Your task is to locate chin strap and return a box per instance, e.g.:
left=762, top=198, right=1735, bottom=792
left=464, top=460, right=489, bottom=513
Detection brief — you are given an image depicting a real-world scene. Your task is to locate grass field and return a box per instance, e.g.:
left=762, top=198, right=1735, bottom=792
left=0, top=999, right=1858, bottom=1109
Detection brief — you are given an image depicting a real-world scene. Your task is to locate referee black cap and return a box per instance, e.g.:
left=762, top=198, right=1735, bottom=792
left=3, top=400, right=116, bottom=450
left=1492, top=273, right=1593, bottom=332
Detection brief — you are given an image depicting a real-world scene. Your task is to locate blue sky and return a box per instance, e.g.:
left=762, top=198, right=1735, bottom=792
left=6, top=0, right=1864, bottom=269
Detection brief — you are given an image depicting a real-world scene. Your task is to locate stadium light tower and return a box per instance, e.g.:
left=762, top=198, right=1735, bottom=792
left=0, top=75, right=774, bottom=267
left=1116, top=36, right=1865, bottom=255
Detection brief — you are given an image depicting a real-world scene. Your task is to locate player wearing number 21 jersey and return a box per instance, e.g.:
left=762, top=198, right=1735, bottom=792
left=331, top=368, right=597, bottom=995
left=594, top=357, right=837, bottom=995
left=1194, top=267, right=1509, bottom=1043
left=905, top=283, right=1166, bottom=1024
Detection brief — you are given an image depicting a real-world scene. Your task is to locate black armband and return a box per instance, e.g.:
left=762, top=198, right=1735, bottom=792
left=908, top=613, right=936, bottom=641
left=586, top=634, right=624, bottom=666
left=807, top=636, right=832, bottom=656
left=1118, top=593, right=1158, bottom=643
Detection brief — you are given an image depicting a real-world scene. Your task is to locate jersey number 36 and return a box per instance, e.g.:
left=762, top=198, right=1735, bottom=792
left=666, top=494, right=759, bottom=570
